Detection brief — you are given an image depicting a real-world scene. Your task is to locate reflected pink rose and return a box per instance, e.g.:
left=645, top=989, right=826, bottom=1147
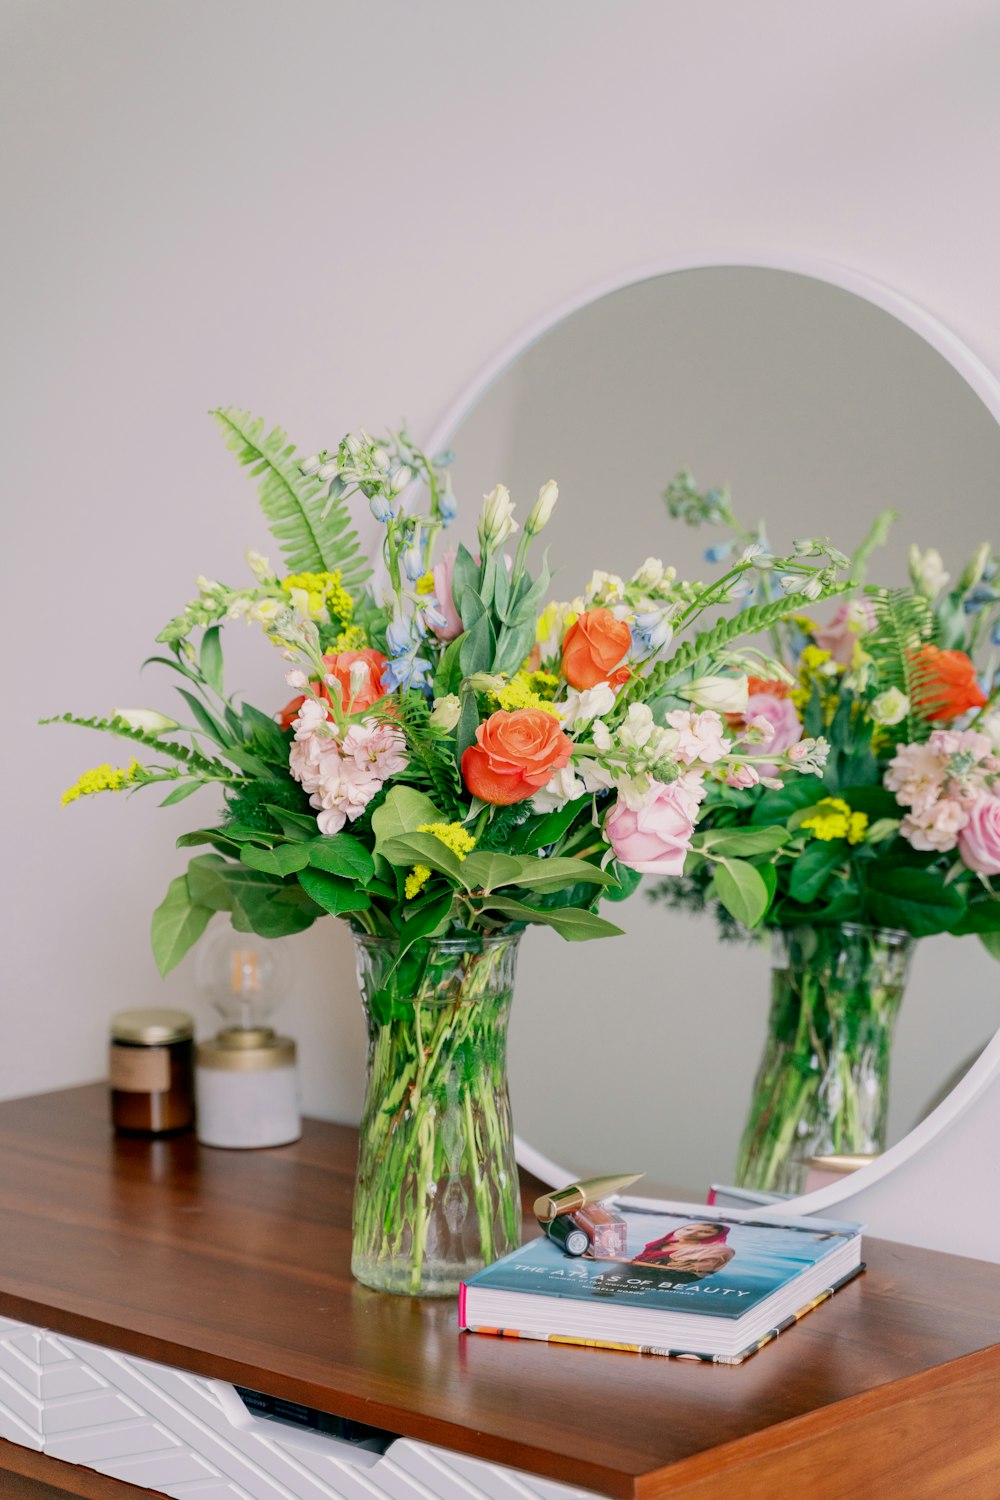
left=958, top=794, right=1000, bottom=874
left=744, top=692, right=802, bottom=777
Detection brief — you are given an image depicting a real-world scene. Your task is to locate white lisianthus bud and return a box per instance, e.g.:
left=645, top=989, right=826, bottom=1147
left=478, top=484, right=519, bottom=548
left=245, top=548, right=272, bottom=582
left=348, top=660, right=371, bottom=699
left=300, top=453, right=324, bottom=476
left=345, top=433, right=363, bottom=456
left=372, top=448, right=391, bottom=472
left=112, top=708, right=179, bottom=735
left=526, top=480, right=559, bottom=535
left=870, top=687, right=910, bottom=726
left=250, top=598, right=283, bottom=625
left=391, top=465, right=413, bottom=494
left=285, top=669, right=308, bottom=690
left=956, top=541, right=991, bottom=595
left=909, top=544, right=950, bottom=597
left=317, top=460, right=341, bottom=483
left=430, top=694, right=462, bottom=732
left=468, top=672, right=506, bottom=694
left=680, top=675, right=750, bottom=714
left=632, top=557, right=666, bottom=590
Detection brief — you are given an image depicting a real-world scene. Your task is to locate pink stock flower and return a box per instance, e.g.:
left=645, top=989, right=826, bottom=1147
left=885, top=742, right=947, bottom=815
left=288, top=704, right=407, bottom=834
left=429, top=549, right=463, bottom=640
left=604, top=780, right=697, bottom=875
left=958, top=794, right=1000, bottom=874
left=743, top=692, right=802, bottom=777
left=726, top=764, right=761, bottom=790
left=927, top=729, right=993, bottom=761
left=812, top=600, right=876, bottom=667
left=341, top=720, right=409, bottom=778
left=900, top=798, right=969, bottom=853
left=664, top=709, right=727, bottom=765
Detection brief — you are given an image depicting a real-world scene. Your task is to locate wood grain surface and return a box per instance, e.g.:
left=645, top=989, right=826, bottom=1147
left=1, top=1085, right=999, bottom=1499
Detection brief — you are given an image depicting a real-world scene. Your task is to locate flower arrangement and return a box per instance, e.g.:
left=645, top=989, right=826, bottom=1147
left=45, top=415, right=846, bottom=1292
left=47, top=414, right=846, bottom=973
left=652, top=472, right=999, bottom=1190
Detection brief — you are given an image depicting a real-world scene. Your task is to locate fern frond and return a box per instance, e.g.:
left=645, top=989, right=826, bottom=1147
left=865, top=588, right=942, bottom=742
left=40, top=714, right=241, bottom=780
left=378, top=694, right=464, bottom=816
left=626, top=588, right=848, bottom=704
left=211, top=408, right=371, bottom=592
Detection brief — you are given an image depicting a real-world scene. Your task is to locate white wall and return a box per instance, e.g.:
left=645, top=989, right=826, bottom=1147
left=5, top=0, right=1000, bottom=1251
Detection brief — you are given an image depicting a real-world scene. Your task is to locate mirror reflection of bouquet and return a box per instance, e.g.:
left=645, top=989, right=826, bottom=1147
left=652, top=474, right=999, bottom=1191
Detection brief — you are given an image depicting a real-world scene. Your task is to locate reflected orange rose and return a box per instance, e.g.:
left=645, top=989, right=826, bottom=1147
left=462, top=709, right=572, bottom=806
left=912, top=645, right=987, bottom=721
left=561, top=609, right=631, bottom=690
left=278, top=648, right=388, bottom=729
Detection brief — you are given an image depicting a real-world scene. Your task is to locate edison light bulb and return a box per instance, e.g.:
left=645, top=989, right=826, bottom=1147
left=195, top=922, right=291, bottom=1034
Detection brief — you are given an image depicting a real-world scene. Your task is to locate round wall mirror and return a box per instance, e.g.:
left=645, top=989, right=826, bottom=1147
left=434, top=261, right=1000, bottom=1203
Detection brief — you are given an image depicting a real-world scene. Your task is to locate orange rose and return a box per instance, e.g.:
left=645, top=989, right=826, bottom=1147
left=462, top=709, right=572, bottom=806
left=747, top=674, right=791, bottom=699
left=278, top=648, right=388, bottom=729
left=912, top=645, right=987, bottom=721
left=561, top=609, right=631, bottom=690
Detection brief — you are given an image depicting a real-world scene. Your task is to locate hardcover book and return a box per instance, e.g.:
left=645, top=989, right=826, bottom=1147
left=460, top=1197, right=863, bottom=1364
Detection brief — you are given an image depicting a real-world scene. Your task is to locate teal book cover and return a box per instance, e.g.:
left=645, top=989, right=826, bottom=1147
left=464, top=1204, right=860, bottom=1321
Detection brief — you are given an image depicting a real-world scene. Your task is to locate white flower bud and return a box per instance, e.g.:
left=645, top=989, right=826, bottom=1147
left=909, top=544, right=950, bottom=597
left=285, top=669, right=308, bottom=690
left=430, top=694, right=462, bottom=732
left=300, top=453, right=324, bottom=476
left=391, top=465, right=413, bottom=494
left=112, top=708, right=179, bottom=735
left=632, top=557, right=666, bottom=590
left=348, top=660, right=371, bottom=699
left=345, top=433, right=363, bottom=456
left=478, top=484, right=519, bottom=548
left=680, top=675, right=750, bottom=714
left=526, top=480, right=558, bottom=534
left=317, top=460, right=341, bottom=483
left=245, top=548, right=272, bottom=582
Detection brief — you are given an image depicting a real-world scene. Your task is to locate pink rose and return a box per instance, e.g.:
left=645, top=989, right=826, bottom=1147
left=605, top=780, right=697, bottom=875
left=958, top=794, right=1000, bottom=874
left=744, top=692, right=802, bottom=777
left=813, top=600, right=876, bottom=667
left=430, top=549, right=463, bottom=640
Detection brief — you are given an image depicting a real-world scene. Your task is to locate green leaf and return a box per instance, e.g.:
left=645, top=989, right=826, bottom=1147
left=296, top=867, right=372, bottom=915
left=158, top=780, right=204, bottom=807
left=460, top=851, right=529, bottom=892
left=210, top=408, right=370, bottom=590
left=863, top=865, right=965, bottom=936
left=241, top=702, right=291, bottom=764
left=231, top=882, right=321, bottom=937
left=151, top=874, right=213, bottom=976
left=396, top=890, right=455, bottom=945
left=432, top=635, right=465, bottom=699
left=371, top=786, right=443, bottom=857
left=240, top=842, right=311, bottom=876
left=451, top=544, right=480, bottom=619
left=697, top=826, right=790, bottom=857
left=454, top=684, right=480, bottom=765
left=789, top=839, right=846, bottom=903
left=264, top=805, right=318, bottom=838
left=307, top=834, right=375, bottom=883
left=379, top=833, right=467, bottom=885
left=603, top=862, right=643, bottom=902
left=175, top=688, right=232, bottom=748
left=508, top=856, right=615, bottom=893
left=750, top=779, right=826, bottom=826
left=950, top=900, right=1000, bottom=935
left=979, top=931, right=1000, bottom=961
left=186, top=854, right=239, bottom=911
left=478, top=895, right=625, bottom=941
left=459, top=611, right=496, bottom=678
left=199, top=626, right=225, bottom=696
left=493, top=619, right=537, bottom=676
left=176, top=827, right=242, bottom=855
left=714, top=859, right=771, bottom=928
left=511, top=798, right=590, bottom=854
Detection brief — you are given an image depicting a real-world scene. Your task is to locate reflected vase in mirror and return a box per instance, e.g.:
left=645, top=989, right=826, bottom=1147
left=735, top=924, right=915, bottom=1195
left=351, top=932, right=522, bottom=1297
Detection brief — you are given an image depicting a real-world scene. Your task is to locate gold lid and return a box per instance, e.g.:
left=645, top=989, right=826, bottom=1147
left=197, top=1027, right=297, bottom=1072
left=110, top=1008, right=194, bottom=1045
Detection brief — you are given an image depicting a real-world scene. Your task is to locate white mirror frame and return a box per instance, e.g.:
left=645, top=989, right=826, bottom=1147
left=425, top=249, right=1000, bottom=1216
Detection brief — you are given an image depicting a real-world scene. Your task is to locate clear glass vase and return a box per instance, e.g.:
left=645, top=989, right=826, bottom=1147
left=351, top=931, right=522, bottom=1297
left=734, top=923, right=914, bottom=1195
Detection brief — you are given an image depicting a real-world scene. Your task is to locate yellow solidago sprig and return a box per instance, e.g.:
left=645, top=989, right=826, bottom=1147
left=62, top=760, right=143, bottom=807
left=489, top=670, right=561, bottom=716
left=281, top=570, right=354, bottom=626
left=800, top=797, right=869, bottom=845
left=404, top=822, right=477, bottom=900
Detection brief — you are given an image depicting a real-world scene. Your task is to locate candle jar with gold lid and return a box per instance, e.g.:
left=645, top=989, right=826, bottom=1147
left=109, top=1008, right=195, bottom=1136
left=195, top=1027, right=300, bottom=1149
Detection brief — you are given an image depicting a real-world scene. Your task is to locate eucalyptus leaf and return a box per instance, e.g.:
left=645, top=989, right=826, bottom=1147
left=151, top=874, right=213, bottom=976
left=477, top=895, right=624, bottom=941
left=296, top=867, right=372, bottom=915
left=240, top=842, right=311, bottom=876
left=714, top=859, right=771, bottom=928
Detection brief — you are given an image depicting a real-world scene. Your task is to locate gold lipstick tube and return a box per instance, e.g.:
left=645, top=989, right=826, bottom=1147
left=533, top=1173, right=643, bottom=1222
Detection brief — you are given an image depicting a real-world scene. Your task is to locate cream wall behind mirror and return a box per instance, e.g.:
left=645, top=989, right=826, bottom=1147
left=441, top=262, right=1000, bottom=1202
